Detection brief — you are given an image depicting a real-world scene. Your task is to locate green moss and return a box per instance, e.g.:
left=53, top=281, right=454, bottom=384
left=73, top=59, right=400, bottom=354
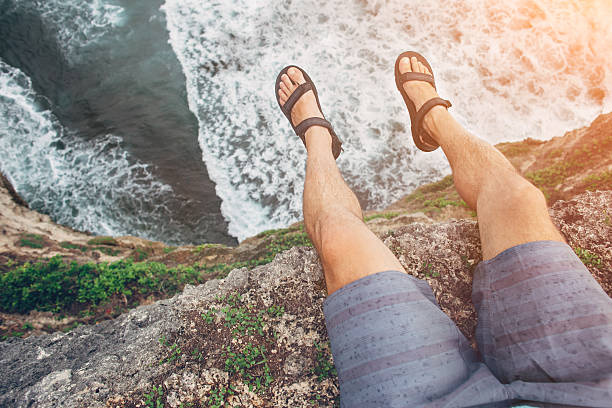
left=528, top=161, right=578, bottom=187
left=582, top=170, right=612, bottom=191
left=364, top=212, right=400, bottom=222
left=131, top=248, right=149, bottom=261
left=499, top=138, right=545, bottom=158
left=192, top=243, right=226, bottom=254
left=405, top=190, right=425, bottom=203
left=419, top=175, right=454, bottom=194
left=18, top=233, right=44, bottom=249
left=59, top=242, right=88, bottom=252
left=422, top=197, right=467, bottom=210
left=92, top=246, right=121, bottom=257
left=255, top=224, right=303, bottom=238
left=87, top=236, right=118, bottom=246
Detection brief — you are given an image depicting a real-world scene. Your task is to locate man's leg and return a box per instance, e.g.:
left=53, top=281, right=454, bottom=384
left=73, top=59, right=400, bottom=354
left=399, top=56, right=565, bottom=260
left=399, top=56, right=612, bottom=406
left=278, top=67, right=404, bottom=294
left=278, top=67, right=509, bottom=407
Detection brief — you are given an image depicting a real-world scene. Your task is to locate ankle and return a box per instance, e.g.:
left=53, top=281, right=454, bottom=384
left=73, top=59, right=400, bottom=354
left=305, top=126, right=333, bottom=153
left=422, top=105, right=452, bottom=145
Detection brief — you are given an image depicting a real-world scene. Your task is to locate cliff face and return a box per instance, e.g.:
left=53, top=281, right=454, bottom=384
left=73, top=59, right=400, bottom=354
left=0, top=113, right=611, bottom=407
left=0, top=190, right=610, bottom=407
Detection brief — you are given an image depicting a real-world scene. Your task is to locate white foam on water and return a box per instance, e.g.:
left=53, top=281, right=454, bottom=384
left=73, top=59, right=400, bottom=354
left=36, top=0, right=126, bottom=62
left=0, top=60, right=181, bottom=241
left=163, top=0, right=611, bottom=241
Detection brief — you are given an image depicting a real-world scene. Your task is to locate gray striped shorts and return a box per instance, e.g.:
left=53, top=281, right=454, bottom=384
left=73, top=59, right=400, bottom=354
left=324, top=241, right=612, bottom=407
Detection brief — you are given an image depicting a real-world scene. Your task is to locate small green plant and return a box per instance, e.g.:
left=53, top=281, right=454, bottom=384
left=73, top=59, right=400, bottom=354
left=256, top=224, right=303, bottom=238
left=364, top=212, right=400, bottom=222
left=421, top=175, right=454, bottom=193
left=144, top=385, right=164, bottom=408
left=193, top=243, right=224, bottom=254
left=190, top=347, right=204, bottom=362
left=574, top=247, right=602, bottom=268
left=92, top=246, right=121, bottom=256
left=59, top=242, right=88, bottom=252
left=311, top=342, right=337, bottom=382
left=421, top=262, right=440, bottom=278
left=266, top=305, right=285, bottom=318
left=422, top=197, right=467, bottom=210
left=158, top=336, right=182, bottom=365
left=163, top=246, right=177, bottom=254
left=87, top=236, right=118, bottom=246
left=132, top=248, right=149, bottom=261
left=207, top=385, right=235, bottom=408
left=202, top=308, right=217, bottom=324
left=21, top=322, right=33, bottom=331
left=0, top=256, right=205, bottom=313
left=224, top=343, right=273, bottom=393
left=18, top=234, right=44, bottom=248
left=582, top=170, right=612, bottom=191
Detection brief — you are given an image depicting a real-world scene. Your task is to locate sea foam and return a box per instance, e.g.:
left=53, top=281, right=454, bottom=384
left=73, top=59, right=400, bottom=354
left=0, top=60, right=186, bottom=242
left=163, top=0, right=611, bottom=241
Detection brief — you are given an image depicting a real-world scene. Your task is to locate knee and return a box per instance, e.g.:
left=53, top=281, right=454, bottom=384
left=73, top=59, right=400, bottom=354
left=483, top=175, right=547, bottom=212
left=508, top=178, right=547, bottom=208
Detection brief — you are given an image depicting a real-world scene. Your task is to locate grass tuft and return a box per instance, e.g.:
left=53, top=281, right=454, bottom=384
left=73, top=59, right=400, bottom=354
left=18, top=233, right=44, bottom=249
left=87, top=236, right=118, bottom=246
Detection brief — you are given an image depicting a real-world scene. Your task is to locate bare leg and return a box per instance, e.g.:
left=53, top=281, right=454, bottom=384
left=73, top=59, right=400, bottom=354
left=398, top=57, right=565, bottom=260
left=278, top=68, right=404, bottom=294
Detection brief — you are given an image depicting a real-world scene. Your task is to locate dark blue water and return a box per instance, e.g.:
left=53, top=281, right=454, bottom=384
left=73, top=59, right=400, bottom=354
left=0, top=0, right=236, bottom=245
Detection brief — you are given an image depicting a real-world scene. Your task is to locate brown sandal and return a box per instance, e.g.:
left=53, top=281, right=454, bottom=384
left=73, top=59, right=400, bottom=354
left=275, top=65, right=343, bottom=159
left=394, top=51, right=452, bottom=152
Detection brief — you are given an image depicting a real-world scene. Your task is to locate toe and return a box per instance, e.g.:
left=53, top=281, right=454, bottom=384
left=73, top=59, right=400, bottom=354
left=410, top=56, right=420, bottom=73
left=281, top=74, right=294, bottom=92
left=280, top=81, right=289, bottom=95
left=419, top=61, right=427, bottom=74
left=399, top=57, right=412, bottom=74
left=278, top=88, right=287, bottom=104
left=287, top=67, right=306, bottom=85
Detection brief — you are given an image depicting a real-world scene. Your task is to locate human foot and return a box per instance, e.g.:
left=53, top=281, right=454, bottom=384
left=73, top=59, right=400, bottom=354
left=398, top=56, right=440, bottom=112
left=394, top=51, right=452, bottom=151
left=275, top=66, right=343, bottom=158
left=277, top=67, right=325, bottom=132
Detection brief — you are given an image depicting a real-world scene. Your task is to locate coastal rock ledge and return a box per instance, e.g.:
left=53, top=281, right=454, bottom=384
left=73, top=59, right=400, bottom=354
left=1, top=191, right=610, bottom=407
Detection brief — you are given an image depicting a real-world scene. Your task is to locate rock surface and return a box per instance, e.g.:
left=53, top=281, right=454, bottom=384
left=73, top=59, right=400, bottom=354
left=1, top=191, right=610, bottom=407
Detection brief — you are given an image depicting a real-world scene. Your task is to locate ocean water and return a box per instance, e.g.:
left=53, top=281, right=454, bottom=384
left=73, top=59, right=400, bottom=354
left=1, top=0, right=611, bottom=243
left=0, top=0, right=234, bottom=245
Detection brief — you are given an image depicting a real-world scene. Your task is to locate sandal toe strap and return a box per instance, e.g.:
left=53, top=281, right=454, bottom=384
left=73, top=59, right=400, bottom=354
left=398, top=72, right=436, bottom=89
left=282, top=82, right=313, bottom=116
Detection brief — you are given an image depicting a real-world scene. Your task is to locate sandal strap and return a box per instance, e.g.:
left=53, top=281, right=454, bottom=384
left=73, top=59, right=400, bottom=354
left=295, top=117, right=333, bottom=138
left=282, top=82, right=312, bottom=117
left=414, top=97, right=452, bottom=146
left=398, top=72, right=436, bottom=89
